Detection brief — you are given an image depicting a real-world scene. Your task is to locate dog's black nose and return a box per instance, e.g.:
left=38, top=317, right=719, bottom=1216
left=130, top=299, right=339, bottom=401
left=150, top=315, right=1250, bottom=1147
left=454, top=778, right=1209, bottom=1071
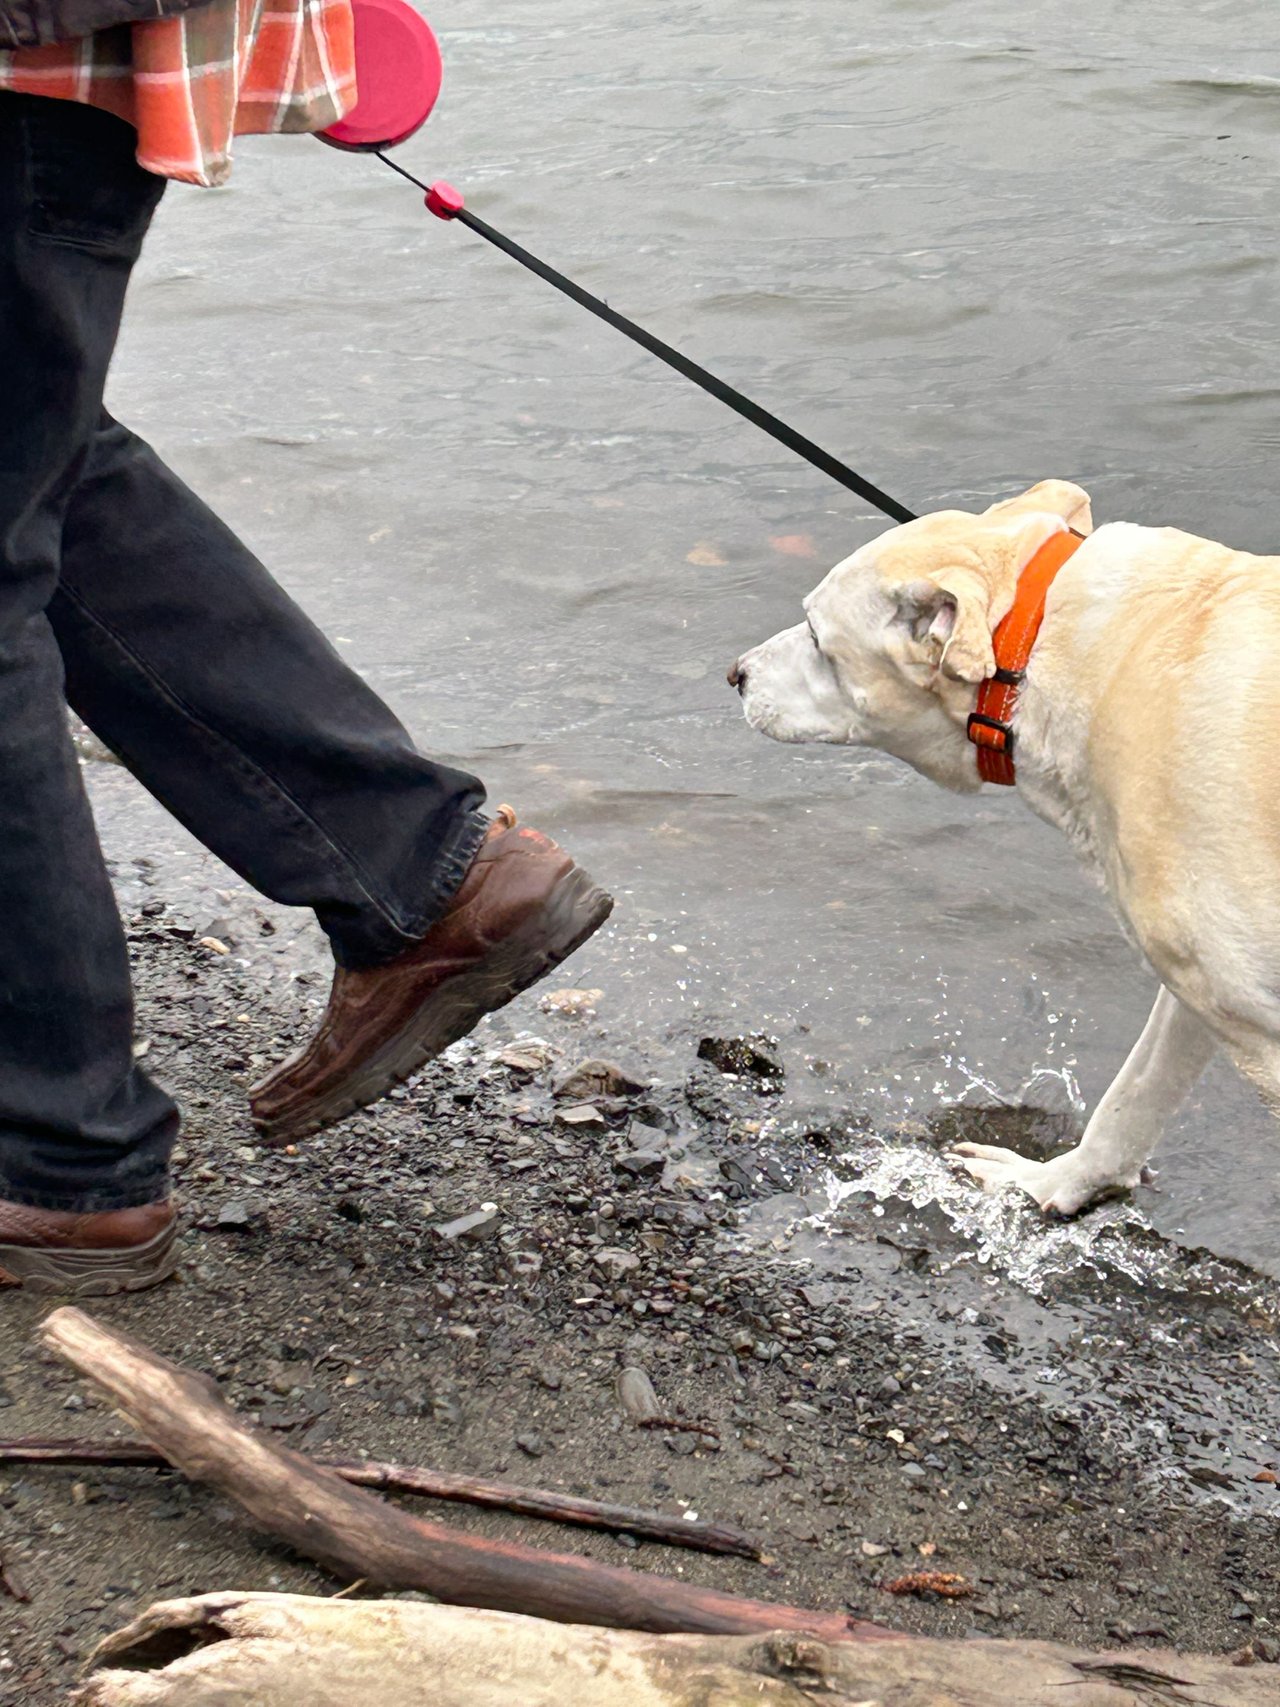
left=727, top=658, right=746, bottom=693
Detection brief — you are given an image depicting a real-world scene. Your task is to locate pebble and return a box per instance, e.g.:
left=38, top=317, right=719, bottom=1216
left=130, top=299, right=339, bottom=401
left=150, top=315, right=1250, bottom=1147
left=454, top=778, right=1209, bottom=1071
left=696, top=1035, right=783, bottom=1079
left=615, top=1151, right=665, bottom=1180
left=497, top=1043, right=560, bottom=1074
left=215, top=1199, right=260, bottom=1232
left=617, top=1366, right=662, bottom=1423
left=553, top=1059, right=647, bottom=1101
left=557, top=1104, right=606, bottom=1128
left=594, top=1247, right=641, bottom=1282
left=432, top=1205, right=500, bottom=1243
left=539, top=988, right=604, bottom=1018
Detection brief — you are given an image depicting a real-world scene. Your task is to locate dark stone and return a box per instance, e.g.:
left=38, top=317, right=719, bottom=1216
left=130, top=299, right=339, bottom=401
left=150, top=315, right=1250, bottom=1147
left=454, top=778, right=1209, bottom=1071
left=697, top=1035, right=783, bottom=1079
left=616, top=1151, right=665, bottom=1180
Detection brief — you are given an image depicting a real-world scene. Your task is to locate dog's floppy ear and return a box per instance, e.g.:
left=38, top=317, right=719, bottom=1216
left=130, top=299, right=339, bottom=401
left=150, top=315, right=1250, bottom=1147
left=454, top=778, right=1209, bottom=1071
left=985, top=478, right=1093, bottom=536
left=890, top=509, right=1068, bottom=685
left=894, top=566, right=997, bottom=684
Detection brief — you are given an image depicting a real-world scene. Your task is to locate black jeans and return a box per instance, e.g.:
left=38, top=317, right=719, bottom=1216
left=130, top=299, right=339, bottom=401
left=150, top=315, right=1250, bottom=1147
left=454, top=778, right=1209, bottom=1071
left=0, top=93, right=487, bottom=1213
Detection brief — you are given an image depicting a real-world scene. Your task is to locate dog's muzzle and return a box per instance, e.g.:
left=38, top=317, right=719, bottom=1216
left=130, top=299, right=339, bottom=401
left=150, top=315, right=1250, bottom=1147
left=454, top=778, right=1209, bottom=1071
left=727, top=657, right=747, bottom=694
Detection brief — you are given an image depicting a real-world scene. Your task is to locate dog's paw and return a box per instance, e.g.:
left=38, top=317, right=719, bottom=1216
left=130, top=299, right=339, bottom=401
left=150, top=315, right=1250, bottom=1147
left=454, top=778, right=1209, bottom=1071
left=949, top=1143, right=1134, bottom=1218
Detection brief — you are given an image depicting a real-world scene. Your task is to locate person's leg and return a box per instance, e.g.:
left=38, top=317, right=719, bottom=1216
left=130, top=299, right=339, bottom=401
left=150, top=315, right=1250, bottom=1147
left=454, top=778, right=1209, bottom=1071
left=0, top=95, right=177, bottom=1272
left=52, top=414, right=488, bottom=970
left=52, top=415, right=614, bottom=1146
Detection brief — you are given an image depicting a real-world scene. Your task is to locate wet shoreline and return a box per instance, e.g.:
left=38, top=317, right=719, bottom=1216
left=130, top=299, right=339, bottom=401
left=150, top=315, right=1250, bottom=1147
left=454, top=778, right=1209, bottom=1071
left=1, top=858, right=1277, bottom=1700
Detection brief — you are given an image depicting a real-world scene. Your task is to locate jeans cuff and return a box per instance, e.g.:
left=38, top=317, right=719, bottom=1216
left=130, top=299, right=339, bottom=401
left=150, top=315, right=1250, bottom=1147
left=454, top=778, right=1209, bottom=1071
left=0, top=1174, right=171, bottom=1214
left=330, top=807, right=491, bottom=970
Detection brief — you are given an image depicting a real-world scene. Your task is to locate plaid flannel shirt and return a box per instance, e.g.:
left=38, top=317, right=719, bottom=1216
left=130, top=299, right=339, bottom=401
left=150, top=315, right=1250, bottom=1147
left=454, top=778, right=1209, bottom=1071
left=0, top=0, right=355, bottom=186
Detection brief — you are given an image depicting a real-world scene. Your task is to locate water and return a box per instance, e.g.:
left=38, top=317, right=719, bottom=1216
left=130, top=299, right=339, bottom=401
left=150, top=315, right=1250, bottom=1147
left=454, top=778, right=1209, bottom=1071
left=100, top=0, right=1280, bottom=1274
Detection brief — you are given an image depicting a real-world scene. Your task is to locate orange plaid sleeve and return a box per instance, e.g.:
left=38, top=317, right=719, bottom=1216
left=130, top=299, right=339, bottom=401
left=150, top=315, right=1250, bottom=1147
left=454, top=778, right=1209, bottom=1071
left=0, top=0, right=356, bottom=186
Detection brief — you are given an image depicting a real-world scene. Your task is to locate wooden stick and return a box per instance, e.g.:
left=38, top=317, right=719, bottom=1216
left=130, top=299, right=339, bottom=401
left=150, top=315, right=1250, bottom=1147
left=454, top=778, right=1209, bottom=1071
left=77, top=1593, right=1280, bottom=1707
left=39, top=1308, right=893, bottom=1643
left=0, top=1435, right=762, bottom=1559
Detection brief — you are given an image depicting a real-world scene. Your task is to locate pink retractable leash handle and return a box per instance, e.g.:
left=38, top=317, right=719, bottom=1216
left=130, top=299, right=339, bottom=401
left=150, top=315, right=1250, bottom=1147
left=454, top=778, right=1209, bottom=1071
left=318, top=0, right=914, bottom=524
left=318, top=0, right=443, bottom=151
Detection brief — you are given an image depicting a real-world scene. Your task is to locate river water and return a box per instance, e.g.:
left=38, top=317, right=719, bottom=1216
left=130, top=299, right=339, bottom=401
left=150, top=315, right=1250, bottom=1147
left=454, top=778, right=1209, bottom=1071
left=98, top=0, right=1280, bottom=1275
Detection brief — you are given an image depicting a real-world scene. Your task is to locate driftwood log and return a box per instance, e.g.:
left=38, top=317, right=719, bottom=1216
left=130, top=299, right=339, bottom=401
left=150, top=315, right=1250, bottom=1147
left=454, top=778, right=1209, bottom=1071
left=74, top=1592, right=1280, bottom=1707
left=39, top=1308, right=886, bottom=1641
left=0, top=1436, right=761, bottom=1558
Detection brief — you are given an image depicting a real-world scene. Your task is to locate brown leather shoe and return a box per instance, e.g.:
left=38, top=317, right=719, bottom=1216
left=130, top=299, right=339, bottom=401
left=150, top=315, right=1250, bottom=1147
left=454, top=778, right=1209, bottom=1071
left=0, top=1198, right=177, bottom=1295
left=250, top=807, right=613, bottom=1145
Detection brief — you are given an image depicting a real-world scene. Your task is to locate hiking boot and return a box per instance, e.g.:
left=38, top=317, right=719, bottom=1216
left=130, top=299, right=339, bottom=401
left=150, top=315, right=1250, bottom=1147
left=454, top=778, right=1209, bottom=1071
left=0, top=1198, right=177, bottom=1295
left=250, top=807, right=613, bottom=1145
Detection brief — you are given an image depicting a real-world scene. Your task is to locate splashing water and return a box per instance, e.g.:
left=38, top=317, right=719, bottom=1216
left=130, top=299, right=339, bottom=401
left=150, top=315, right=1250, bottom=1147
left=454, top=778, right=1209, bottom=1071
left=813, top=1130, right=1272, bottom=1307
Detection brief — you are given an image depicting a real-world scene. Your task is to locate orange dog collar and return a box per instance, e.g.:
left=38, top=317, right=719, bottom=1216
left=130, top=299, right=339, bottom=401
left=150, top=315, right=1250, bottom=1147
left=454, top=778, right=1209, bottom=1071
left=967, top=529, right=1085, bottom=786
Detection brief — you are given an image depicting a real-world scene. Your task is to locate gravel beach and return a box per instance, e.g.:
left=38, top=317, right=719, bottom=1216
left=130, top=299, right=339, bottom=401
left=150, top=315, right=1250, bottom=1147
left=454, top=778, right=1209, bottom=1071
left=2, top=864, right=1277, bottom=1702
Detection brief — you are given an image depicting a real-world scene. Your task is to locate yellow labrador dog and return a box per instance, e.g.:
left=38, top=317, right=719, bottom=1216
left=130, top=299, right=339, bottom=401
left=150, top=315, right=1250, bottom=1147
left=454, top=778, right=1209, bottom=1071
left=730, top=480, right=1280, bottom=1216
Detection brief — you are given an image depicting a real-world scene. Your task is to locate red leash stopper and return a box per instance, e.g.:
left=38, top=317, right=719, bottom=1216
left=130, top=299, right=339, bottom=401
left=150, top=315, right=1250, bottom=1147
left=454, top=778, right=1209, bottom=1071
left=318, top=0, right=443, bottom=152
left=425, top=180, right=464, bottom=219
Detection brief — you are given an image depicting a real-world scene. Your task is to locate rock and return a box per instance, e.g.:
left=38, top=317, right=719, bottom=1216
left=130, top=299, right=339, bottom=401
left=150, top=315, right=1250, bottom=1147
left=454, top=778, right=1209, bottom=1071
left=556, top=1103, right=607, bottom=1128
left=617, top=1366, right=663, bottom=1423
left=515, top=1433, right=544, bottom=1458
left=215, top=1199, right=265, bottom=1233
left=1188, top=1464, right=1236, bottom=1489
left=696, top=1035, right=783, bottom=1079
left=553, top=1059, right=648, bottom=1102
left=432, top=1205, right=500, bottom=1243
left=496, top=1042, right=560, bottom=1075
left=594, top=1247, right=641, bottom=1282
left=615, top=1151, right=665, bottom=1181
left=538, top=988, right=604, bottom=1018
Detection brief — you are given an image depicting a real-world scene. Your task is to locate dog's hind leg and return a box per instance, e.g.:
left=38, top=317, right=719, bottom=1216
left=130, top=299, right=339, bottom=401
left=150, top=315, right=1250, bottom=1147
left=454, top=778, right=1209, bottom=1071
left=952, top=986, right=1216, bottom=1217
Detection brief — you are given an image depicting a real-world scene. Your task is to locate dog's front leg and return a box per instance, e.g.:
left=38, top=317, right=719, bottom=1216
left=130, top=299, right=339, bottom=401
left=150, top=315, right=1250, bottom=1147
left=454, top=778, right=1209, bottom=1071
left=952, top=986, right=1216, bottom=1216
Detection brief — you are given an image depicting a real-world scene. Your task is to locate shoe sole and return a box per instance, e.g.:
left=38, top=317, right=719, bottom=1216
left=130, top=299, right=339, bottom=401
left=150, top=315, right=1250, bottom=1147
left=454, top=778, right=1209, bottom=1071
left=255, top=866, right=614, bottom=1146
left=0, top=1218, right=179, bottom=1297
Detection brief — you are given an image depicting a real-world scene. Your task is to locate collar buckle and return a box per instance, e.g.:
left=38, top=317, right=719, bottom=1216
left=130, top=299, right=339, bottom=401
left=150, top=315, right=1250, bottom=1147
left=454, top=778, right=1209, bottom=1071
left=967, top=711, right=1014, bottom=755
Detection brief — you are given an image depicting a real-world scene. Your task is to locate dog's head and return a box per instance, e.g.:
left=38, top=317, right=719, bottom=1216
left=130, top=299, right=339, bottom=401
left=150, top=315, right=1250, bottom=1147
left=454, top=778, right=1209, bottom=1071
left=729, top=479, right=1092, bottom=790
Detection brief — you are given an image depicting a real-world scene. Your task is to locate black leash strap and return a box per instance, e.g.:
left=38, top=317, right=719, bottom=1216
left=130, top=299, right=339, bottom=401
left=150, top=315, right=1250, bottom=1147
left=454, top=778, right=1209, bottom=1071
left=376, top=152, right=916, bottom=525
